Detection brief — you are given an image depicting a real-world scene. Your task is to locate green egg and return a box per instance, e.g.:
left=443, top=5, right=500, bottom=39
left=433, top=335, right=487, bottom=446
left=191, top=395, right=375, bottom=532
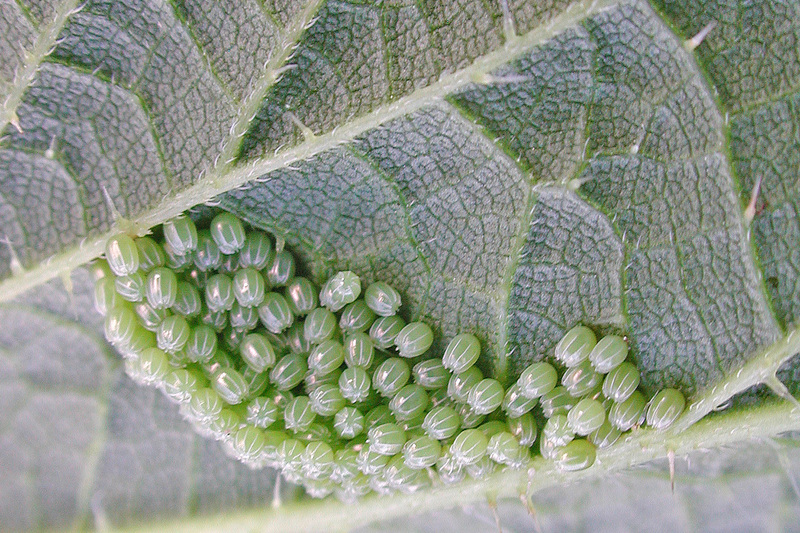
left=389, top=384, right=429, bottom=421
left=309, top=384, right=346, bottom=416
left=105, top=234, right=140, bottom=276
left=308, top=339, right=345, bottom=376
left=646, top=388, right=685, bottom=430
left=554, top=438, right=596, bottom=471
left=394, top=322, right=433, bottom=358
left=269, top=353, right=308, bottom=391
left=413, top=359, right=451, bottom=390
left=257, top=292, right=294, bottom=333
left=339, top=300, right=376, bottom=333
left=367, top=423, right=406, bottom=456
left=447, top=366, right=483, bottom=403
left=239, top=333, right=277, bottom=373
left=517, top=361, right=558, bottom=399
left=602, top=362, right=641, bottom=403
left=344, top=332, right=374, bottom=368
left=266, top=250, right=295, bottom=287
left=373, top=357, right=411, bottom=397
left=238, top=231, right=273, bottom=270
left=369, top=315, right=406, bottom=349
left=162, top=216, right=198, bottom=255
left=333, top=406, right=365, bottom=439
left=193, top=230, right=222, bottom=271
left=589, top=334, right=628, bottom=373
left=364, top=281, right=402, bottom=317
left=304, top=307, right=337, bottom=345
left=555, top=325, right=597, bottom=367
left=450, top=429, right=489, bottom=466
left=210, top=212, right=246, bottom=254
left=205, top=273, right=235, bottom=312
left=114, top=271, right=146, bottom=302
left=171, top=281, right=201, bottom=317
left=319, top=271, right=361, bottom=312
left=134, top=236, right=166, bottom=272
left=567, top=397, right=606, bottom=436
left=285, top=277, right=318, bottom=316
left=467, top=378, right=504, bottom=415
left=608, top=391, right=646, bottom=431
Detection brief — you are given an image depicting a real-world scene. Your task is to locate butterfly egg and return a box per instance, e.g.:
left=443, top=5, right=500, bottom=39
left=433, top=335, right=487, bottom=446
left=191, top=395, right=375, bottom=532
left=284, top=396, right=317, bottom=432
left=357, top=444, right=390, bottom=475
left=587, top=420, right=621, bottom=448
left=266, top=250, right=295, bottom=287
left=238, top=231, right=273, bottom=270
left=447, top=366, right=483, bottom=403
left=646, top=388, right=686, bottom=430
left=104, top=305, right=138, bottom=345
left=369, top=315, right=406, bottom=349
left=156, top=315, right=190, bottom=354
left=278, top=437, right=306, bottom=473
left=608, top=390, right=646, bottom=431
left=343, top=332, right=374, bottom=369
left=303, top=479, right=336, bottom=499
left=364, top=405, right=395, bottom=430
left=555, top=325, right=596, bottom=367
left=402, top=435, right=441, bottom=470
left=128, top=347, right=170, bottom=386
left=544, top=414, right=575, bottom=447
left=373, top=357, right=411, bottom=397
left=231, top=425, right=267, bottom=465
left=114, top=271, right=146, bottom=302
left=554, top=438, right=596, bottom=471
left=436, top=447, right=466, bottom=484
left=333, top=406, right=365, bottom=439
left=441, top=333, right=481, bottom=374
left=207, top=408, right=242, bottom=441
left=339, top=300, right=376, bottom=334
left=389, top=383, right=429, bottom=421
left=134, top=236, right=166, bottom=272
left=163, top=240, right=192, bottom=271
left=394, top=322, right=433, bottom=358
left=257, top=293, right=294, bottom=334
left=304, top=367, right=342, bottom=393
left=201, top=308, right=228, bottom=332
left=209, top=212, right=246, bottom=254
left=455, top=401, right=486, bottom=429
left=567, top=397, right=606, bottom=436
left=363, top=281, right=402, bottom=317
left=203, top=349, right=235, bottom=379
left=562, top=359, right=603, bottom=398
left=238, top=333, right=276, bottom=373
left=171, top=281, right=201, bottom=317
left=507, top=413, right=538, bottom=447
left=501, top=383, right=538, bottom=418
left=320, top=271, right=362, bottom=312
left=487, top=431, right=527, bottom=468
left=284, top=322, right=312, bottom=354
left=589, top=335, right=628, bottom=374
left=538, top=432, right=560, bottom=460
left=302, top=441, right=336, bottom=481
left=304, top=308, right=337, bottom=345
left=144, top=267, right=178, bottom=309
left=163, top=216, right=198, bottom=255
left=184, top=325, right=216, bottom=364
left=242, top=367, right=270, bottom=400
left=331, top=448, right=361, bottom=483
left=220, top=328, right=243, bottom=357
left=229, top=302, right=259, bottom=330
left=309, top=384, right=346, bottom=416
left=246, top=397, right=279, bottom=428
left=284, top=277, right=317, bottom=316
left=540, top=385, right=576, bottom=418
left=205, top=273, right=235, bottom=312
left=187, top=388, right=225, bottom=425
left=602, top=362, right=641, bottom=403
left=450, top=428, right=489, bottom=466
left=93, top=276, right=119, bottom=316
left=133, top=301, right=168, bottom=332
left=467, top=378, right=504, bottom=415
left=230, top=267, right=266, bottom=308
left=338, top=474, right=371, bottom=501
left=383, top=454, right=419, bottom=490
left=192, top=230, right=222, bottom=271
left=308, top=340, right=345, bottom=377
left=517, top=361, right=558, bottom=400
left=338, top=366, right=372, bottom=403
left=270, top=352, right=308, bottom=391
left=162, top=369, right=203, bottom=403
left=367, top=423, right=407, bottom=456
left=211, top=367, right=250, bottom=405
left=465, top=455, right=496, bottom=480
left=413, top=359, right=451, bottom=390
left=106, top=234, right=140, bottom=276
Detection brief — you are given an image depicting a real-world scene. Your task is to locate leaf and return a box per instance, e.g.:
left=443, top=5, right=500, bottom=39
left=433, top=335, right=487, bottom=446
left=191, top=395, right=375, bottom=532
left=1, top=0, right=799, bottom=530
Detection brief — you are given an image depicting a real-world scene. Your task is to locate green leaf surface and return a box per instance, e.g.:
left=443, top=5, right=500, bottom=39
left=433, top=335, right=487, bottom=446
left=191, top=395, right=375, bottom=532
left=1, top=0, right=800, bottom=530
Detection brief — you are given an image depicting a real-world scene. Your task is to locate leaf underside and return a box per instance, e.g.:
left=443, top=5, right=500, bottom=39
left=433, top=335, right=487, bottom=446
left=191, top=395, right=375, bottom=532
left=1, top=0, right=799, bottom=530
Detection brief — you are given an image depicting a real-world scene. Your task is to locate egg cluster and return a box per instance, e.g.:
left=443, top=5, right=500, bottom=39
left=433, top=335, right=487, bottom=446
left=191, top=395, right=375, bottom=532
left=93, top=211, right=686, bottom=501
